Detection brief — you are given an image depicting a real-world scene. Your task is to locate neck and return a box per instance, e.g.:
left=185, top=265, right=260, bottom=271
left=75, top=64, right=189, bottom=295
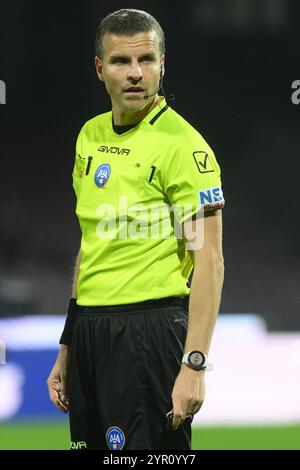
left=112, top=96, right=159, bottom=126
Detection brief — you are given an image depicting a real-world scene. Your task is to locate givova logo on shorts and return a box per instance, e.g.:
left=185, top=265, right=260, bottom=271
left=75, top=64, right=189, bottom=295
left=70, top=441, right=87, bottom=449
left=106, top=426, right=125, bottom=450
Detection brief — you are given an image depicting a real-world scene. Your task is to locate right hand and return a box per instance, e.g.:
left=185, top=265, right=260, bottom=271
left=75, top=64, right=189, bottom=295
left=47, top=345, right=70, bottom=413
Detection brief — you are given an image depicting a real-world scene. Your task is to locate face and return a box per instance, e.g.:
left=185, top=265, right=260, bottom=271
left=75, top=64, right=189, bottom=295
left=95, top=31, right=165, bottom=119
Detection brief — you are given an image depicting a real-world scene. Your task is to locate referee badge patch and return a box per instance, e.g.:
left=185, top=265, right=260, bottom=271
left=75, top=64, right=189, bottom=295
left=94, top=163, right=111, bottom=188
left=106, top=426, right=125, bottom=450
left=193, top=151, right=215, bottom=174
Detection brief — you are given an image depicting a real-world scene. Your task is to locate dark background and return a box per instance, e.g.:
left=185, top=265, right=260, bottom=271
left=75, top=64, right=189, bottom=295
left=0, top=0, right=299, bottom=329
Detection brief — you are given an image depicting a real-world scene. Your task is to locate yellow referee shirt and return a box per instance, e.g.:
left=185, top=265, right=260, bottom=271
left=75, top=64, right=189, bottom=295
left=73, top=97, right=224, bottom=306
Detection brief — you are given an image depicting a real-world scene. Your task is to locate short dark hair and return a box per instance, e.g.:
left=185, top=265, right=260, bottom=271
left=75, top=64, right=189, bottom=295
left=95, top=9, right=165, bottom=59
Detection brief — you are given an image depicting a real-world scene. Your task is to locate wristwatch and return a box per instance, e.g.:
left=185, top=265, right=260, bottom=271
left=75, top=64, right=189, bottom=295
left=181, top=350, right=207, bottom=371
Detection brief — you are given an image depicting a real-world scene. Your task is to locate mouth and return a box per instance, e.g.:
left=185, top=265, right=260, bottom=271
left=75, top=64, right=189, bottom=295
left=123, top=86, right=145, bottom=96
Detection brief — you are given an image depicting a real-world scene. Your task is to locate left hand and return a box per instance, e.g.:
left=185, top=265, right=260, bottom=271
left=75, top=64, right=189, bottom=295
left=169, top=365, right=206, bottom=430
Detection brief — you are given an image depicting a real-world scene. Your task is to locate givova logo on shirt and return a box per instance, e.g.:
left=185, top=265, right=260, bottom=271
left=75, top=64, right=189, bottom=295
left=98, top=145, right=130, bottom=155
left=199, top=187, right=225, bottom=208
left=106, top=426, right=125, bottom=450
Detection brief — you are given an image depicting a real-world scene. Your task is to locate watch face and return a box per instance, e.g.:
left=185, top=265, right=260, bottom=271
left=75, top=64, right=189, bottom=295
left=188, top=351, right=205, bottom=368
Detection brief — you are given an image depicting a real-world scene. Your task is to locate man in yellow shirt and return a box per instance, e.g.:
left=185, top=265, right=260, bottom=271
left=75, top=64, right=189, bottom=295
left=47, top=9, right=224, bottom=450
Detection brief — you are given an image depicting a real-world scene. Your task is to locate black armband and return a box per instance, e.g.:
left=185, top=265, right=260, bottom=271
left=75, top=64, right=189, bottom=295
left=59, top=298, right=78, bottom=346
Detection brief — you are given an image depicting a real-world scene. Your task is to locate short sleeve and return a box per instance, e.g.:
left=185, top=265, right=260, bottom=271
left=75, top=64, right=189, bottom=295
left=161, top=132, right=225, bottom=223
left=72, top=131, right=84, bottom=198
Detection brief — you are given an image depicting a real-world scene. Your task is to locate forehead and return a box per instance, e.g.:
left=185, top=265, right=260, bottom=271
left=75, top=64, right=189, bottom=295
left=102, top=31, right=160, bottom=57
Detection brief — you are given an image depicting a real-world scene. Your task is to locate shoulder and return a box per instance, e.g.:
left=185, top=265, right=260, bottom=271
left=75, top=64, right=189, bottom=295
left=153, top=107, right=214, bottom=162
left=78, top=111, right=111, bottom=139
left=156, top=106, right=211, bottom=150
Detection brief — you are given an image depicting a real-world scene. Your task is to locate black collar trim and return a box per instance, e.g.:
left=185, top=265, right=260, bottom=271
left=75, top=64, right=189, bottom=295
left=149, top=104, right=169, bottom=126
left=112, top=121, right=138, bottom=135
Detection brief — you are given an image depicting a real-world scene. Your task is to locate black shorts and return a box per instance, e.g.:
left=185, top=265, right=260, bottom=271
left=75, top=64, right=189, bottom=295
left=68, top=296, right=191, bottom=450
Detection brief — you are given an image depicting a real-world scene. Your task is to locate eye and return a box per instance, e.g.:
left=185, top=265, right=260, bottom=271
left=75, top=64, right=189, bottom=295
left=111, top=58, right=128, bottom=64
left=140, top=56, right=153, bottom=63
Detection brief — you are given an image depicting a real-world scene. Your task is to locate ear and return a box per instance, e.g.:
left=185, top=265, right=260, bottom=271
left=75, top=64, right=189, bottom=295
left=95, top=56, right=104, bottom=82
left=160, top=55, right=165, bottom=77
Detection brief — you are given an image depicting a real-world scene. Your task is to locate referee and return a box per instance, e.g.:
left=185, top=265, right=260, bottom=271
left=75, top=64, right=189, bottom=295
left=47, top=9, right=224, bottom=450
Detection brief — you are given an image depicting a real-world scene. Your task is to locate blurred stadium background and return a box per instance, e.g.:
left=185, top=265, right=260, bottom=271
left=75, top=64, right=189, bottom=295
left=0, top=0, right=300, bottom=450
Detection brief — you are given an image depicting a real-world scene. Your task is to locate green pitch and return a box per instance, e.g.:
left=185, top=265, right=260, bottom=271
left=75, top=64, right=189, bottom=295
left=192, top=424, right=300, bottom=450
left=0, top=421, right=299, bottom=450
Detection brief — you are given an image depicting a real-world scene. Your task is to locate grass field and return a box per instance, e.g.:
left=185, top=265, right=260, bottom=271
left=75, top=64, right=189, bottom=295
left=0, top=421, right=299, bottom=450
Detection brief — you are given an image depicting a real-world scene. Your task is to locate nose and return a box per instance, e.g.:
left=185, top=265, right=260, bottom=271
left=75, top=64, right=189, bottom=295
left=128, top=62, right=143, bottom=82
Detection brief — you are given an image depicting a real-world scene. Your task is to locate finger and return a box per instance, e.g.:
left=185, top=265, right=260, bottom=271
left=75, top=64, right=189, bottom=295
left=54, top=390, right=68, bottom=412
left=49, top=389, right=68, bottom=412
left=172, top=410, right=184, bottom=430
left=190, top=401, right=204, bottom=415
left=56, top=397, right=68, bottom=413
left=172, top=396, right=186, bottom=429
left=56, top=386, right=69, bottom=412
left=48, top=381, right=68, bottom=412
left=192, top=405, right=202, bottom=415
left=57, top=392, right=69, bottom=411
left=187, top=396, right=204, bottom=414
left=60, top=378, right=69, bottom=406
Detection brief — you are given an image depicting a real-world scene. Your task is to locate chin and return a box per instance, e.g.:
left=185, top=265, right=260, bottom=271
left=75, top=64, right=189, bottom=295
left=123, top=99, right=144, bottom=109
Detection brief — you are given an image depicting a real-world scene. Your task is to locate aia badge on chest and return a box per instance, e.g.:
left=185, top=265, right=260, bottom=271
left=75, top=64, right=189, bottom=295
left=94, top=163, right=111, bottom=188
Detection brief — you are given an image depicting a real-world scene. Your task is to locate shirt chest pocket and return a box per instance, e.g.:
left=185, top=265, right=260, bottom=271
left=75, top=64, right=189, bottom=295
left=114, top=162, right=162, bottom=205
left=116, top=162, right=151, bottom=184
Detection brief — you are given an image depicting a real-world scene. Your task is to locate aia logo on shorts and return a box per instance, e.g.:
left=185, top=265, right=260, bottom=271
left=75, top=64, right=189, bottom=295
left=94, top=163, right=111, bottom=188
left=106, top=426, right=125, bottom=450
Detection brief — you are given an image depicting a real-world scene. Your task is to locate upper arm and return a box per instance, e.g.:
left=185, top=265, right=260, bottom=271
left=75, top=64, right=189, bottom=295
left=183, top=209, right=224, bottom=268
left=162, top=131, right=225, bottom=225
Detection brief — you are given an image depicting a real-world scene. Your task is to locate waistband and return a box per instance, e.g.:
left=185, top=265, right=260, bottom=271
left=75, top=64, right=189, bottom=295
left=77, top=296, right=189, bottom=315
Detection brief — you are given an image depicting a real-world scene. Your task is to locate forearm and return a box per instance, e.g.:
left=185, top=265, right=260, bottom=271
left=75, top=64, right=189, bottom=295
left=57, top=343, right=69, bottom=357
left=184, top=255, right=224, bottom=355
left=171, top=253, right=224, bottom=427
left=71, top=249, right=82, bottom=298
left=59, top=249, right=82, bottom=346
